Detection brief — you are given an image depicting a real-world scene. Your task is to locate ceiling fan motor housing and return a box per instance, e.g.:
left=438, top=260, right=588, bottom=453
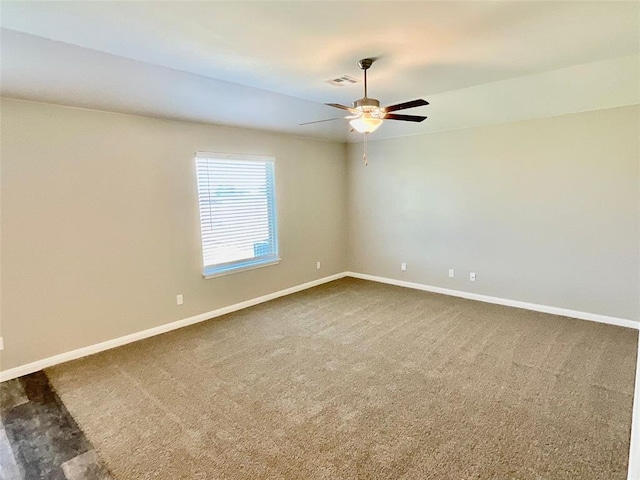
left=353, top=97, right=380, bottom=108
left=353, top=97, right=386, bottom=118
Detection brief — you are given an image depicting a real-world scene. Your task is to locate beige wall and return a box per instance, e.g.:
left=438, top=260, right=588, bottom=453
left=2, top=99, right=638, bottom=374
left=347, top=106, right=640, bottom=321
left=0, top=99, right=348, bottom=371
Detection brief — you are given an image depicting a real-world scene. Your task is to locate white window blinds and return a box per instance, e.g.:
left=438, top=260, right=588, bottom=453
left=195, top=153, right=279, bottom=278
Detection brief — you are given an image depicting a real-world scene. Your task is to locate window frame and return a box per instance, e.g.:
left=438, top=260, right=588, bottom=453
left=195, top=152, right=280, bottom=279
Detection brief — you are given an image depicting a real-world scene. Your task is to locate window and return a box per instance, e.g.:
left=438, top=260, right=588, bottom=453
left=195, top=152, right=279, bottom=278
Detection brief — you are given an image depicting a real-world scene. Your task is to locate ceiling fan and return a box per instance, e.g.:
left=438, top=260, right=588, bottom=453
left=301, top=58, right=429, bottom=134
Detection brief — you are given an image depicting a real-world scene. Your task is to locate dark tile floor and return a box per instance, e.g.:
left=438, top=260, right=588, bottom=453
left=0, top=372, right=112, bottom=480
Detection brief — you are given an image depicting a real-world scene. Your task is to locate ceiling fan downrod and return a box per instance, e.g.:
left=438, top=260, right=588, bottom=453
left=358, top=58, right=374, bottom=98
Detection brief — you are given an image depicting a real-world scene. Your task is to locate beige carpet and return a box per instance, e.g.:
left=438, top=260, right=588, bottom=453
left=47, top=278, right=637, bottom=479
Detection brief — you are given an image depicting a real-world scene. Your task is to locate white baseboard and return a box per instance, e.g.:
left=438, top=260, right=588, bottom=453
left=0, top=272, right=347, bottom=382
left=345, top=272, right=639, bottom=330
left=628, top=335, right=640, bottom=480
left=2, top=270, right=636, bottom=383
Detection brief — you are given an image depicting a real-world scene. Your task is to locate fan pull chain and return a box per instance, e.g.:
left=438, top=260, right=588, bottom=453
left=363, top=133, right=368, bottom=166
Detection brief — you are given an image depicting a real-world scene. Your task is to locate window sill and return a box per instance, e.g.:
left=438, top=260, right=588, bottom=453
left=203, top=257, right=281, bottom=279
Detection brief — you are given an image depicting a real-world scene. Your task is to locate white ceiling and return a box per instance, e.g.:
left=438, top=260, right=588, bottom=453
left=1, top=1, right=639, bottom=142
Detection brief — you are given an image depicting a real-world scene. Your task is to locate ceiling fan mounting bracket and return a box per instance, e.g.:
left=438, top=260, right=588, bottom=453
left=358, top=58, right=375, bottom=71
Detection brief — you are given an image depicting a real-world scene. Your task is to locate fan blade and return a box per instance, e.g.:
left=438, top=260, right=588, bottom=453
left=384, top=99, right=429, bottom=112
left=326, top=103, right=355, bottom=112
left=299, top=117, right=344, bottom=126
left=384, top=113, right=427, bottom=122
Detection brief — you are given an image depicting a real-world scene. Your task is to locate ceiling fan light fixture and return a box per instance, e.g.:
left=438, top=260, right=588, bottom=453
left=349, top=116, right=383, bottom=133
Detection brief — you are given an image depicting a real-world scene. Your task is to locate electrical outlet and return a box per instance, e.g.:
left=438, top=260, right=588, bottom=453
left=470, top=272, right=476, bottom=282
left=449, top=269, right=455, bottom=278
left=0, top=337, right=4, bottom=351
left=316, top=261, right=321, bottom=270
left=401, top=262, right=407, bottom=271
left=176, top=294, right=184, bottom=305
